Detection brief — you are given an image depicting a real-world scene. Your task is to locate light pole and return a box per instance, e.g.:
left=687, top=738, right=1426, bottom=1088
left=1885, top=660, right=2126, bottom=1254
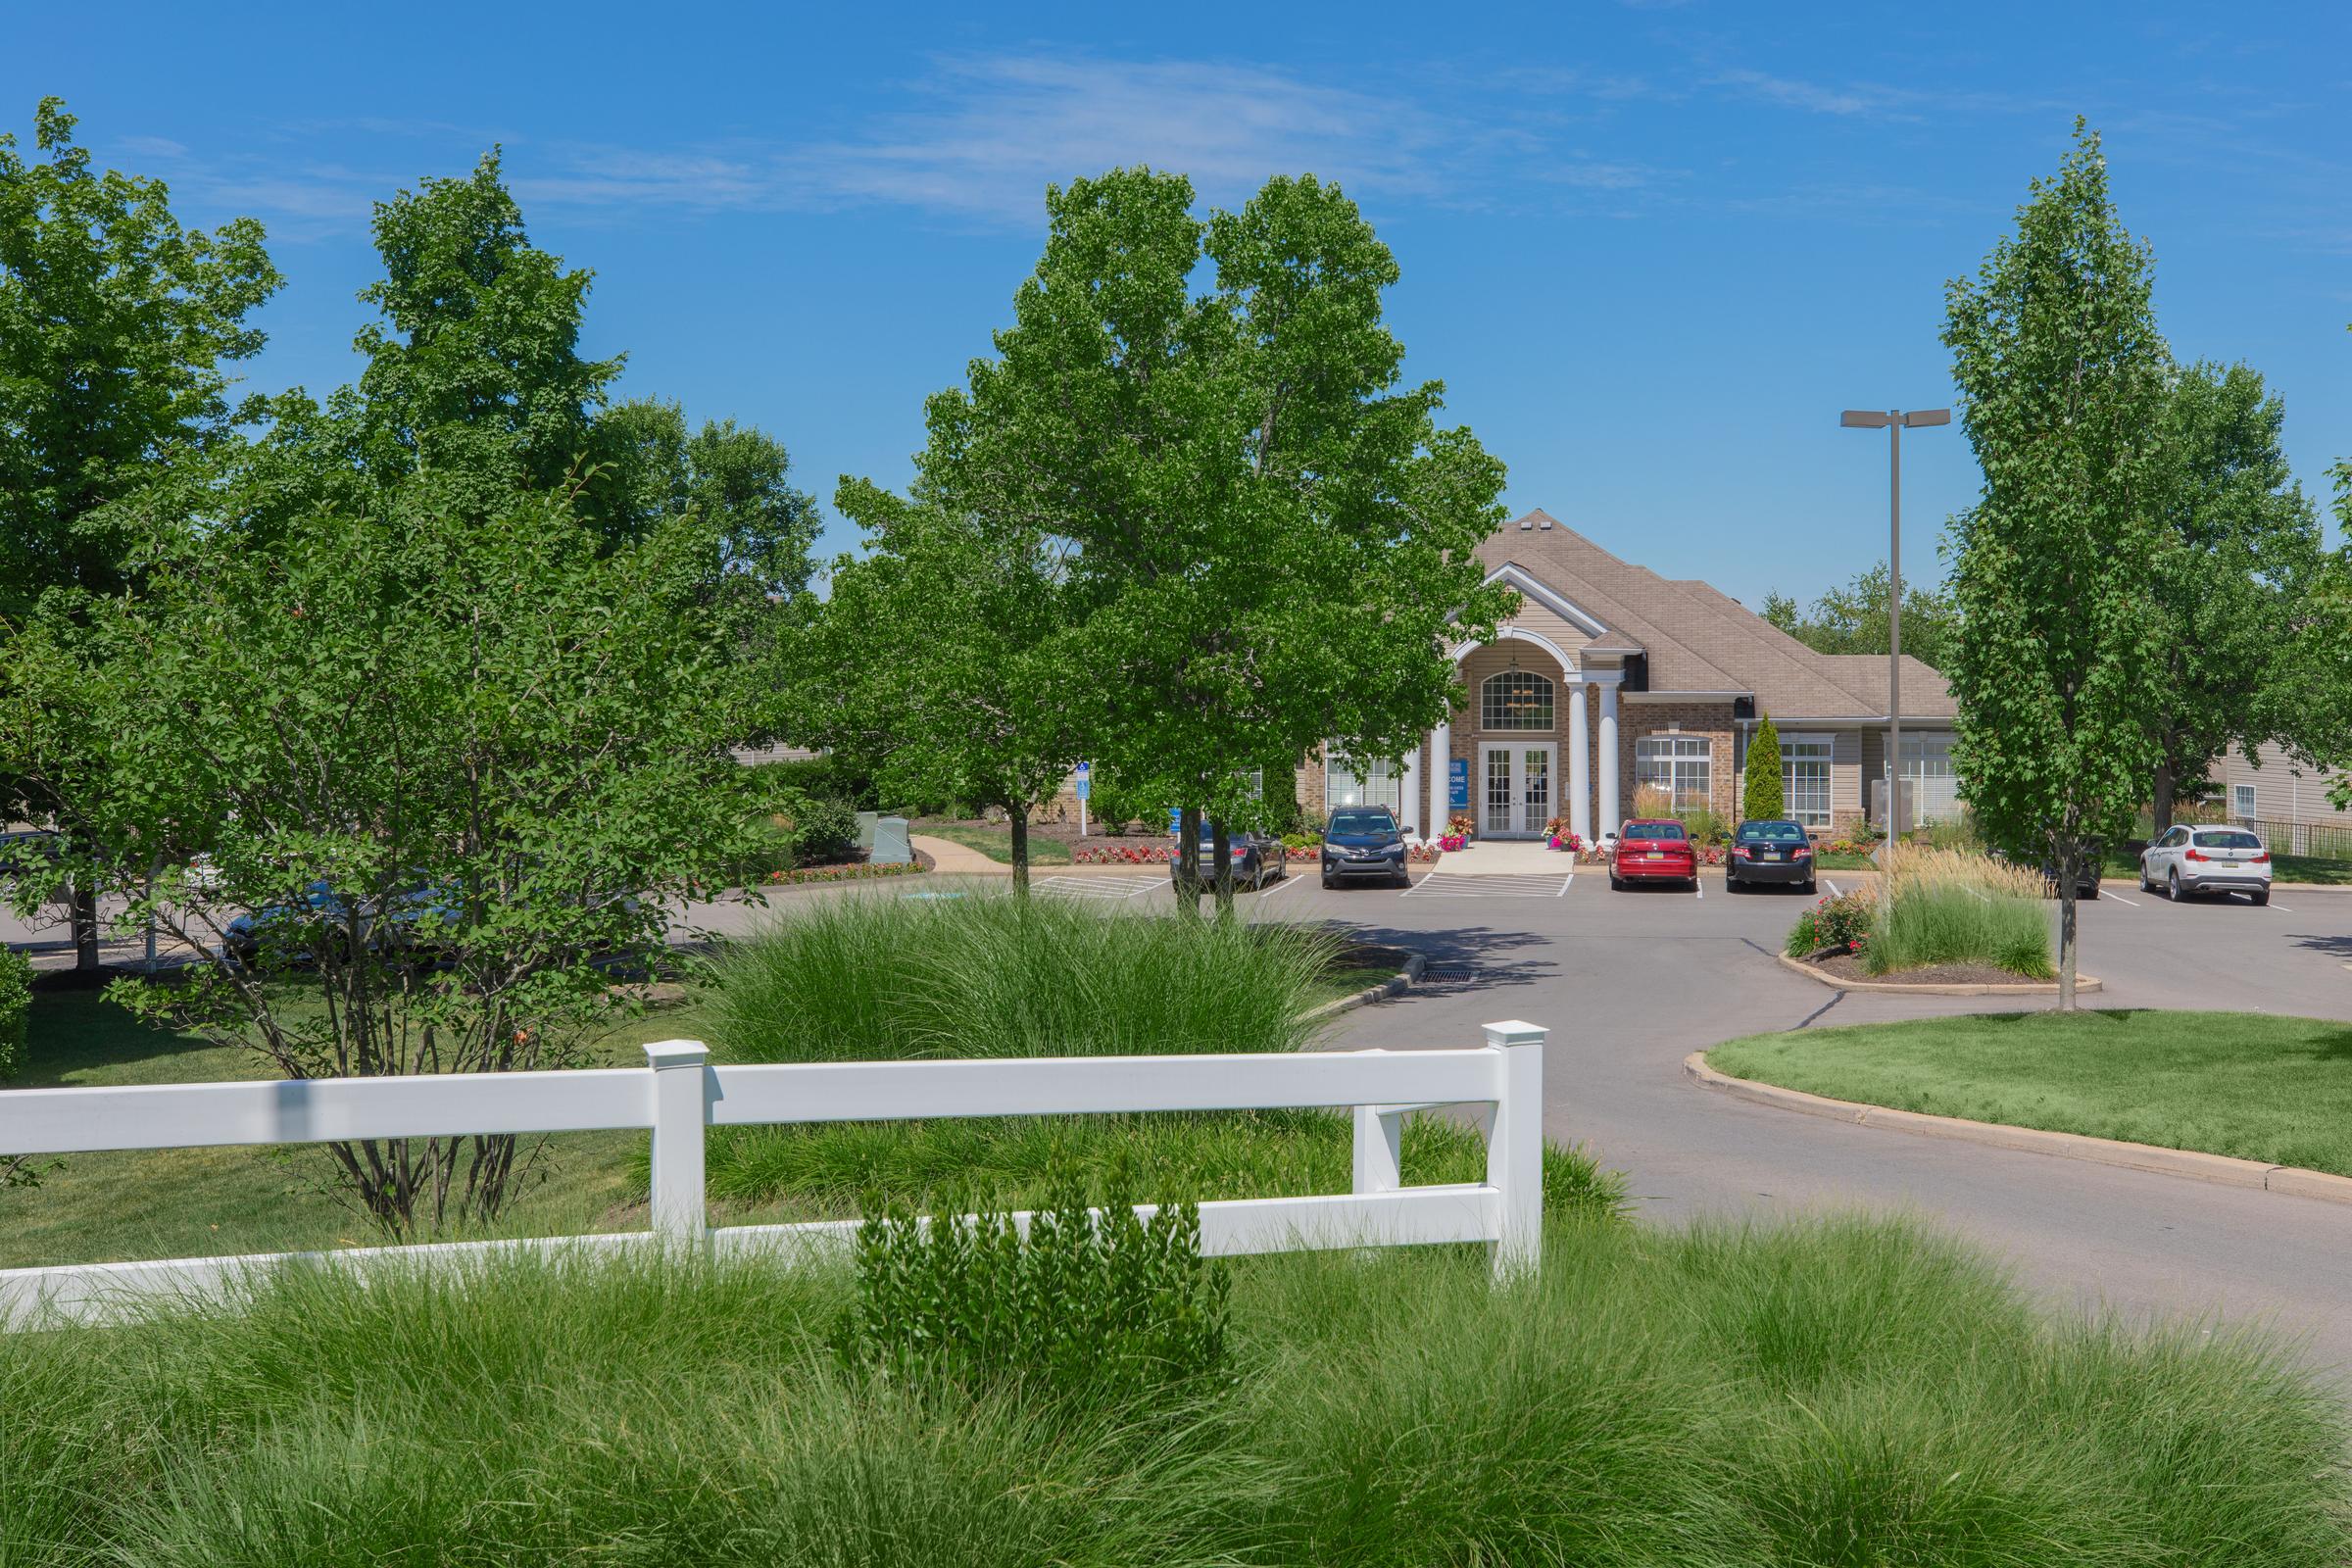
left=1840, top=407, right=1948, bottom=838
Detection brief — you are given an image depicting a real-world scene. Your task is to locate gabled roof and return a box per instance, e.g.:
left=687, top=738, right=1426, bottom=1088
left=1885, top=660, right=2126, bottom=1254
left=1475, top=512, right=1955, bottom=722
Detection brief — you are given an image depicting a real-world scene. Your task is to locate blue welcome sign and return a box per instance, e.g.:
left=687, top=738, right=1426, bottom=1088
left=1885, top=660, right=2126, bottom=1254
left=1447, top=758, right=1470, bottom=809
left=1073, top=760, right=1090, bottom=802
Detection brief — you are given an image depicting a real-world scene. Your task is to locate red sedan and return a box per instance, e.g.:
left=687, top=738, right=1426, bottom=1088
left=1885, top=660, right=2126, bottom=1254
left=1609, top=819, right=1697, bottom=891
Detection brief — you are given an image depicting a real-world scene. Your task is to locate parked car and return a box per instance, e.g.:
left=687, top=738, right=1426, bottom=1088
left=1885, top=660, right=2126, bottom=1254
left=223, top=878, right=465, bottom=967
left=1167, top=824, right=1288, bottom=891
left=1321, top=807, right=1409, bottom=889
left=1725, top=819, right=1815, bottom=893
left=1609, top=818, right=1696, bottom=891
left=2139, top=824, right=2272, bottom=904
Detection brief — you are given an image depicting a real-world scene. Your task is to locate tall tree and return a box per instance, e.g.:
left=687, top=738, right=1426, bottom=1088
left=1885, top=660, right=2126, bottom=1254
left=1942, top=122, right=2171, bottom=1008
left=2143, top=361, right=2324, bottom=832
left=1761, top=564, right=1962, bottom=673
left=600, top=397, right=823, bottom=599
left=0, top=97, right=280, bottom=969
left=925, top=168, right=1510, bottom=915
left=1742, top=712, right=1786, bottom=821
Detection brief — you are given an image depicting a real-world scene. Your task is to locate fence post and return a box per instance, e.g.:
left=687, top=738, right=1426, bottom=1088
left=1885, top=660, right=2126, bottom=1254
left=1482, top=1020, right=1546, bottom=1283
left=644, top=1041, right=710, bottom=1248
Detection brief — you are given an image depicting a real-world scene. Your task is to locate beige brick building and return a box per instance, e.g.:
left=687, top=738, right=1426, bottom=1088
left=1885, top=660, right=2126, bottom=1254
left=1301, top=511, right=1959, bottom=841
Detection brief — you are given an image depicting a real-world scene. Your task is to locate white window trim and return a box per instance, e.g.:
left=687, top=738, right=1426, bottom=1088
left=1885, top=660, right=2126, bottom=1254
left=1778, top=732, right=1833, bottom=828
left=1324, top=752, right=1403, bottom=814
left=1480, top=669, right=1555, bottom=732
left=2231, top=783, right=2257, bottom=821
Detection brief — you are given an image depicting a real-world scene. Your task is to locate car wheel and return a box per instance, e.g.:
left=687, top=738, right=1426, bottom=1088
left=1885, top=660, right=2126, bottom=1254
left=2138, top=859, right=2153, bottom=893
left=1801, top=878, right=1817, bottom=896
left=1321, top=872, right=1336, bottom=890
left=1609, top=871, right=1623, bottom=891
left=2168, top=867, right=2184, bottom=901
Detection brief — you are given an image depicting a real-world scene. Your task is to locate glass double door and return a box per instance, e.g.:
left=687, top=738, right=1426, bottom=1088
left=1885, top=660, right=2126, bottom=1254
left=1480, top=743, right=1556, bottom=838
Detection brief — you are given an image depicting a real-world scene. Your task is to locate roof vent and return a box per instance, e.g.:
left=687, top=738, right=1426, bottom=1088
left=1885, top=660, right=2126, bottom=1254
left=1538, top=516, right=1552, bottom=529
left=1519, top=516, right=1533, bottom=529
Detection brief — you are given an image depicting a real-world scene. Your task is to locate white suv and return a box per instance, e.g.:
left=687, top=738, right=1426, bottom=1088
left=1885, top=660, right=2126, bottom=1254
left=2139, top=825, right=2273, bottom=905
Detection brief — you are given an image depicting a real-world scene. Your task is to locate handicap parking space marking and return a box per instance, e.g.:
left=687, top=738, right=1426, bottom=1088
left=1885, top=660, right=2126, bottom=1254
left=1408, top=872, right=1580, bottom=899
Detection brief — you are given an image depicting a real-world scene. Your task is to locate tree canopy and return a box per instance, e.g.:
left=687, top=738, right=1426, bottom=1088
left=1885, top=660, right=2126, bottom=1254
left=1761, top=564, right=1961, bottom=674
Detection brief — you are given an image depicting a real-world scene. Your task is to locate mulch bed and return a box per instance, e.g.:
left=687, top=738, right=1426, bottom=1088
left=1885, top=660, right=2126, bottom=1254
left=1808, top=950, right=2051, bottom=988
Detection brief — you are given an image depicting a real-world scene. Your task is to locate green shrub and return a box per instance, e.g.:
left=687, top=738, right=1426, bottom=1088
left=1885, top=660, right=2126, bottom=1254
left=840, top=1172, right=1229, bottom=1407
left=714, top=892, right=1341, bottom=1064
left=757, top=753, right=875, bottom=809
left=1084, top=767, right=1160, bottom=835
left=1786, top=890, right=1876, bottom=956
left=1742, top=712, right=1785, bottom=821
left=1677, top=805, right=1729, bottom=845
left=1868, top=882, right=2053, bottom=978
left=0, top=946, right=27, bottom=1081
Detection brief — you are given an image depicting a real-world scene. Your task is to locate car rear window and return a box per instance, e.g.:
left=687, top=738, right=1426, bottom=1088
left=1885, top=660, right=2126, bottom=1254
left=1627, top=821, right=1687, bottom=841
left=1738, top=821, right=1807, bottom=843
left=1327, top=811, right=1396, bottom=835
left=2191, top=829, right=2261, bottom=850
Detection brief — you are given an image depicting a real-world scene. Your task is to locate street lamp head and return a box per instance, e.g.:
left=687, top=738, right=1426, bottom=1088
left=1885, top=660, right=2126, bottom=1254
left=1840, top=410, right=1892, bottom=428
left=1901, top=408, right=1952, bottom=428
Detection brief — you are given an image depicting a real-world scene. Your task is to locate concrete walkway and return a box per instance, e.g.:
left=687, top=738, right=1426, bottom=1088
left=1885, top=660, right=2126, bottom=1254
left=907, top=833, right=1008, bottom=875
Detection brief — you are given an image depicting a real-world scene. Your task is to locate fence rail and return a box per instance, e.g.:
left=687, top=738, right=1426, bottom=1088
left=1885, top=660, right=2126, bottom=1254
left=0, top=1022, right=1547, bottom=1328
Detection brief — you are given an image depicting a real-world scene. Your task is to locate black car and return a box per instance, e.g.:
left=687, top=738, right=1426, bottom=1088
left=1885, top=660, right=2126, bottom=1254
left=1726, top=819, right=1817, bottom=893
left=1167, top=826, right=1288, bottom=891
left=1321, top=807, right=1409, bottom=889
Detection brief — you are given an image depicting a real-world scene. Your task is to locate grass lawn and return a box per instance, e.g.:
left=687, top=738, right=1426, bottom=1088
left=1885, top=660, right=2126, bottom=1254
left=1813, top=849, right=1881, bottom=870
left=1709, top=1009, right=2352, bottom=1176
left=911, top=820, right=1074, bottom=865
left=7, top=1214, right=2342, bottom=1565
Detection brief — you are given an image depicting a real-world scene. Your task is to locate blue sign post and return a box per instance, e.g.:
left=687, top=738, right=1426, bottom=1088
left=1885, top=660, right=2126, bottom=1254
left=1074, top=760, right=1091, bottom=837
left=1447, top=757, right=1470, bottom=811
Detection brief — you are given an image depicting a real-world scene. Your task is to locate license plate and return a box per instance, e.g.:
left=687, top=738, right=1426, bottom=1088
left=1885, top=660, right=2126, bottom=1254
left=1643, top=852, right=1664, bottom=860
left=1759, top=851, right=1779, bottom=860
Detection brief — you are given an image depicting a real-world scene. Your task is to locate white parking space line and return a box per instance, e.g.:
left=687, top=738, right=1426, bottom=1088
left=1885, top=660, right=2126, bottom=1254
left=1824, top=879, right=1842, bottom=898
left=1397, top=871, right=1435, bottom=897
left=2101, top=890, right=2141, bottom=907
left=1255, top=872, right=1300, bottom=901
left=1693, top=882, right=1703, bottom=900
left=2267, top=901, right=2295, bottom=913
left=1557, top=873, right=1573, bottom=897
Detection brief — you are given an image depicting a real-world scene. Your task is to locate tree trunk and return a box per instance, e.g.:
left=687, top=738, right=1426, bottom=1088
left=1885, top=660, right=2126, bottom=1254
left=1211, top=819, right=1235, bottom=920
left=2151, top=760, right=2176, bottom=837
left=2055, top=843, right=2079, bottom=1011
left=1009, top=803, right=1031, bottom=896
left=71, top=879, right=101, bottom=973
left=1175, top=805, right=1202, bottom=915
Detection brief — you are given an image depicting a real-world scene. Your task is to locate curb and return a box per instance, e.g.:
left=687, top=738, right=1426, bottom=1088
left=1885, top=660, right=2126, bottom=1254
left=1774, top=951, right=2100, bottom=997
left=1299, top=953, right=1428, bottom=1023
left=1684, top=1052, right=2352, bottom=1206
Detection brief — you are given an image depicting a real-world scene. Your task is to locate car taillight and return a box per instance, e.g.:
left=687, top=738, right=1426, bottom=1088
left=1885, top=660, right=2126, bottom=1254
left=1791, top=846, right=1812, bottom=858
left=2183, top=848, right=2208, bottom=861
left=2252, top=851, right=2271, bottom=863
left=1731, top=845, right=1750, bottom=858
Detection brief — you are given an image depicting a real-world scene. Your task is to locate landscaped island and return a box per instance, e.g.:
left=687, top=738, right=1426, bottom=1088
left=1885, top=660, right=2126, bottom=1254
left=1709, top=1009, right=2352, bottom=1177
left=1786, top=846, right=2055, bottom=986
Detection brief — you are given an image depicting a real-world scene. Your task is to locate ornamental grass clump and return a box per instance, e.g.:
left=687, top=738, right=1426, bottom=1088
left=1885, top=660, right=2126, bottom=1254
left=1868, top=845, right=2054, bottom=978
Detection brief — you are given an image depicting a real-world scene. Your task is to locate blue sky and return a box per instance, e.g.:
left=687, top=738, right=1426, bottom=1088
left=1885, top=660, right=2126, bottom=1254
left=11, top=2, right=2347, bottom=607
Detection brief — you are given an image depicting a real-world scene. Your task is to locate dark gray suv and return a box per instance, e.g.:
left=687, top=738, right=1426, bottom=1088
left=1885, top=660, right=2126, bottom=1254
left=1321, top=807, right=1408, bottom=889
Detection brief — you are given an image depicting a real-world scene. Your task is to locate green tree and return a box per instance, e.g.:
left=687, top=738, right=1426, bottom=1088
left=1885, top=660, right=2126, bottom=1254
left=0, top=97, right=281, bottom=970
left=1942, top=122, right=2171, bottom=1008
left=801, top=479, right=1092, bottom=891
left=1742, top=712, right=1786, bottom=821
left=2143, top=362, right=2325, bottom=832
left=0, top=488, right=763, bottom=1231
left=922, top=168, right=1510, bottom=915
left=600, top=398, right=823, bottom=599
left=1762, top=564, right=1962, bottom=673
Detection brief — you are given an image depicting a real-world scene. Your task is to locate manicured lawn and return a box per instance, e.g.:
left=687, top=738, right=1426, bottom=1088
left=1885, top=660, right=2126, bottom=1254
left=911, top=820, right=1074, bottom=864
left=1709, top=1009, right=2352, bottom=1176
left=7, top=1214, right=2341, bottom=1565
left=1813, top=849, right=1881, bottom=870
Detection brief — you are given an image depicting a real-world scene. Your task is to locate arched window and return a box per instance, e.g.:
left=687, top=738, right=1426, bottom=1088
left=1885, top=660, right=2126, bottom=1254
left=1481, top=669, right=1554, bottom=731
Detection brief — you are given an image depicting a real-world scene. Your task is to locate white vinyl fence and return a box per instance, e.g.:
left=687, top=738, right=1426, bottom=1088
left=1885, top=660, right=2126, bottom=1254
left=0, top=1021, right=1547, bottom=1328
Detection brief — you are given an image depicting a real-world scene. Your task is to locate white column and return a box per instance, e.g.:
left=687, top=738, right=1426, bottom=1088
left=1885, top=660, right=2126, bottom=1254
left=1566, top=677, right=1592, bottom=843
left=1401, top=742, right=1422, bottom=837
left=1429, top=717, right=1451, bottom=835
left=1595, top=679, right=1620, bottom=836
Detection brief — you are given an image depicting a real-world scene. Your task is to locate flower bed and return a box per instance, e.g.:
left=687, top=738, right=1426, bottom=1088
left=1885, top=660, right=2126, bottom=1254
left=764, top=859, right=925, bottom=885
left=1075, top=845, right=1176, bottom=864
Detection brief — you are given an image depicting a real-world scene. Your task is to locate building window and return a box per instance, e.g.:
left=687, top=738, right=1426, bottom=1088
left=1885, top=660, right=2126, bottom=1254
left=1636, top=734, right=1711, bottom=809
left=1480, top=670, right=1553, bottom=731
left=2231, top=783, right=2257, bottom=822
left=1325, top=753, right=1402, bottom=814
left=1781, top=734, right=1833, bottom=828
left=1899, top=732, right=1958, bottom=824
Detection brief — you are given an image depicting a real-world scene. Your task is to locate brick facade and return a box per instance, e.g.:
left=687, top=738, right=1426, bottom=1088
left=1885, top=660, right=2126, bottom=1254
left=1619, top=701, right=1740, bottom=824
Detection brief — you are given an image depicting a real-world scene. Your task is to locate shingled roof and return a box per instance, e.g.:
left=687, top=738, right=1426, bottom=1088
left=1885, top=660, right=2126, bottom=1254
left=1476, top=511, right=1956, bottom=721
